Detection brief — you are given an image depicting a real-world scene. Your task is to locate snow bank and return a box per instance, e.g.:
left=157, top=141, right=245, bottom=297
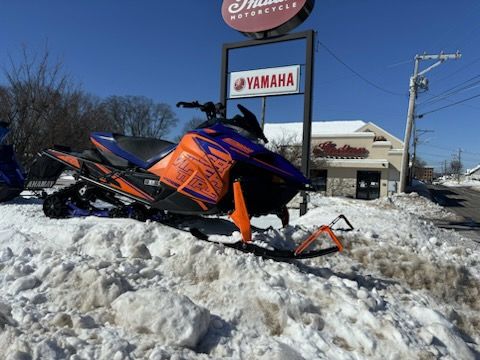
left=112, top=288, right=210, bottom=348
left=0, top=192, right=479, bottom=359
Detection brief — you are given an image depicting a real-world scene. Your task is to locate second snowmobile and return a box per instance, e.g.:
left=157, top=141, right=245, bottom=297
left=32, top=101, right=346, bottom=259
left=0, top=122, right=25, bottom=202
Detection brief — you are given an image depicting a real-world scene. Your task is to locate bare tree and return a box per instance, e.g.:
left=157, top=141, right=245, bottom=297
left=103, top=96, right=178, bottom=139
left=450, top=153, right=463, bottom=183
left=0, top=47, right=117, bottom=164
left=1, top=47, right=71, bottom=162
left=267, top=133, right=303, bottom=167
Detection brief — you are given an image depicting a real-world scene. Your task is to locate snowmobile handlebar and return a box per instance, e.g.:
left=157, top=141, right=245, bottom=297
left=176, top=101, right=224, bottom=120
left=176, top=101, right=201, bottom=109
left=177, top=101, right=269, bottom=144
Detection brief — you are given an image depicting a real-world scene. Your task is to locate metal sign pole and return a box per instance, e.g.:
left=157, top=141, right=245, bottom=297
left=260, top=97, right=267, bottom=130
left=299, top=31, right=315, bottom=216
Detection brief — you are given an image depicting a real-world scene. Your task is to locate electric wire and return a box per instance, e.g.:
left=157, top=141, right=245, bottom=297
left=418, top=74, right=480, bottom=105
left=418, top=92, right=480, bottom=117
left=317, top=41, right=406, bottom=97
left=422, top=144, right=480, bottom=157
left=435, top=56, right=480, bottom=82
left=418, top=78, right=480, bottom=108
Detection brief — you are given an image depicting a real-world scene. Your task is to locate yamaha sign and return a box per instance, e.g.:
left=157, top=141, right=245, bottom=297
left=222, top=0, right=315, bottom=39
left=230, top=65, right=300, bottom=98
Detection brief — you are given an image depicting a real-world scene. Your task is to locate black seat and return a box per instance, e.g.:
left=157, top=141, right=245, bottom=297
left=113, top=134, right=176, bottom=166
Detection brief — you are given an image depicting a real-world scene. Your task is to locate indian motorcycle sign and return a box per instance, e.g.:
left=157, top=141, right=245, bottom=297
left=222, top=0, right=315, bottom=38
left=314, top=142, right=370, bottom=159
left=229, top=65, right=300, bottom=98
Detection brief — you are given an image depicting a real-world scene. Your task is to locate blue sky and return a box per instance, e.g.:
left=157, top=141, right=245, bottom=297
left=1, top=0, right=479, bottom=170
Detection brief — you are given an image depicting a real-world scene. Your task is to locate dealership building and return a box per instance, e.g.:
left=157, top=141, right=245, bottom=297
left=264, top=120, right=404, bottom=199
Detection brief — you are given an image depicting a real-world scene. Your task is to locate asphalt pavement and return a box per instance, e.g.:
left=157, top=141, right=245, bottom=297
left=427, top=184, right=480, bottom=242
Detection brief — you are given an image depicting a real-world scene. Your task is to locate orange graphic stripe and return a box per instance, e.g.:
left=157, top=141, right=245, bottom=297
left=50, top=150, right=81, bottom=169
left=95, top=164, right=154, bottom=201
left=90, top=138, right=110, bottom=153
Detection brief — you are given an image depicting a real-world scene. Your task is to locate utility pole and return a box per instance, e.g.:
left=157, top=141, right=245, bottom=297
left=457, top=148, right=463, bottom=184
left=399, top=52, right=461, bottom=193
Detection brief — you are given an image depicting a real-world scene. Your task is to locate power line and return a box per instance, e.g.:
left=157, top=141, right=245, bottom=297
left=436, top=56, right=480, bottom=82
left=418, top=73, right=480, bottom=105
left=386, top=59, right=413, bottom=68
left=422, top=144, right=480, bottom=157
left=418, top=80, right=480, bottom=108
left=418, top=92, right=480, bottom=117
left=318, top=41, right=406, bottom=97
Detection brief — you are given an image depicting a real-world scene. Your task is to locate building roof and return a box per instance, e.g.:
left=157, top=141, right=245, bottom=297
left=264, top=120, right=366, bottom=143
left=466, top=164, right=480, bottom=176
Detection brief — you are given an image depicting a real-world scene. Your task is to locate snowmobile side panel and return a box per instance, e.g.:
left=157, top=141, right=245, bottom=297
left=149, top=132, right=234, bottom=206
left=93, top=163, right=155, bottom=202
left=42, top=149, right=157, bottom=204
left=49, top=150, right=81, bottom=169
left=25, top=153, right=66, bottom=189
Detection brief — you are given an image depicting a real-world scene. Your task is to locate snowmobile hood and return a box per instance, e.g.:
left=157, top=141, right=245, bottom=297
left=192, top=123, right=310, bottom=186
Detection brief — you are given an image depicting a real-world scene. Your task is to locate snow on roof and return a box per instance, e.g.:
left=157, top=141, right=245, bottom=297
left=264, top=120, right=366, bottom=143
left=466, top=164, right=480, bottom=175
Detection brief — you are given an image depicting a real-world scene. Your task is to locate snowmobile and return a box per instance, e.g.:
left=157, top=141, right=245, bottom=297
left=0, top=122, right=25, bottom=202
left=32, top=101, right=348, bottom=260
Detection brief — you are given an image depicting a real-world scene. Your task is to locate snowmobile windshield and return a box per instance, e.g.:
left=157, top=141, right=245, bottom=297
left=197, top=105, right=269, bottom=144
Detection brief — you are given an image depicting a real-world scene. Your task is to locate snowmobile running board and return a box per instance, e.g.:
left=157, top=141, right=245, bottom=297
left=190, top=214, right=354, bottom=261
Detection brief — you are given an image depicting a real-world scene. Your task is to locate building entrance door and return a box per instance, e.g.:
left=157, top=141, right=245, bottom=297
left=356, top=171, right=381, bottom=200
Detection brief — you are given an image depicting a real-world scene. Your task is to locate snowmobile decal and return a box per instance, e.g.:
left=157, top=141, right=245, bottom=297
left=48, top=150, right=81, bottom=169
left=153, top=133, right=233, bottom=205
left=90, top=137, right=110, bottom=153
left=94, top=164, right=155, bottom=202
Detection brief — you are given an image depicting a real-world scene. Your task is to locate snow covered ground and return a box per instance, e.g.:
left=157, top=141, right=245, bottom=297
left=0, top=192, right=479, bottom=359
left=435, top=177, right=480, bottom=191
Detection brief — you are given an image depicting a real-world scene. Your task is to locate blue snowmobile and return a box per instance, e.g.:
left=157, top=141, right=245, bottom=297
left=0, top=122, right=25, bottom=202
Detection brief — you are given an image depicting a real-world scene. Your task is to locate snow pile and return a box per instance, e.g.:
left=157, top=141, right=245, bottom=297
left=112, top=288, right=210, bottom=348
left=0, top=194, right=479, bottom=359
left=440, top=178, right=480, bottom=190
left=375, top=192, right=462, bottom=221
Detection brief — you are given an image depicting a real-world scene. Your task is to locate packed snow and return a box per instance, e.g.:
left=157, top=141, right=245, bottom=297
left=0, top=191, right=479, bottom=359
left=439, top=178, right=480, bottom=191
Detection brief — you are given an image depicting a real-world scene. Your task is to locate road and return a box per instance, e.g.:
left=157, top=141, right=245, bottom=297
left=428, top=185, right=480, bottom=242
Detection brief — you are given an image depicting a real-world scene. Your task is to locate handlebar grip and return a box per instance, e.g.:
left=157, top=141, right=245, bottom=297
left=176, top=101, right=200, bottom=109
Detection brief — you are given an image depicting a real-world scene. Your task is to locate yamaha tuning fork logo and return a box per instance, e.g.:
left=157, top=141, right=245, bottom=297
left=222, top=0, right=315, bottom=39
left=234, top=77, right=246, bottom=91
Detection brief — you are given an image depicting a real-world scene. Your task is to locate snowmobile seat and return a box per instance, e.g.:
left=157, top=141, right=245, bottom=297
left=90, top=132, right=176, bottom=169
left=113, top=135, right=176, bottom=167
